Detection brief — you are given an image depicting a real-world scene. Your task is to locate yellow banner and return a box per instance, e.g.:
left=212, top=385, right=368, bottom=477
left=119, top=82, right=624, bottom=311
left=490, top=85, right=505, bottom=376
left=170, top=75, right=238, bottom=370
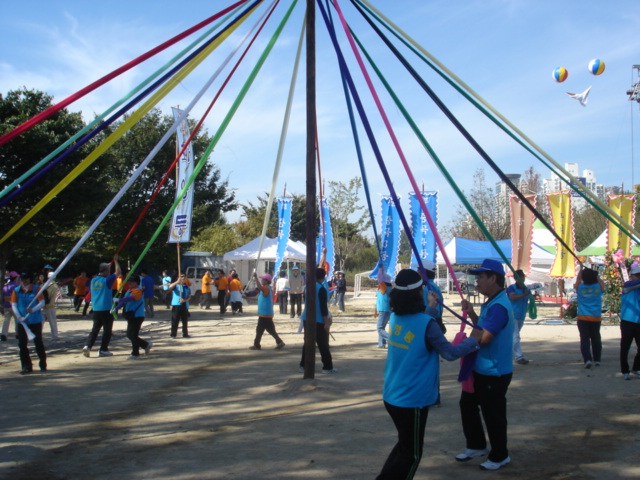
left=509, top=194, right=536, bottom=274
left=607, top=195, right=636, bottom=257
left=547, top=191, right=576, bottom=278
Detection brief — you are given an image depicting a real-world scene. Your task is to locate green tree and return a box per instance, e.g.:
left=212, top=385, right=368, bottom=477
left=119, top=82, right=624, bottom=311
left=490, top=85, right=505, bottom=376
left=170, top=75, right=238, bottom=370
left=0, top=88, right=98, bottom=275
left=445, top=168, right=510, bottom=241
left=573, top=206, right=607, bottom=251
left=234, top=193, right=308, bottom=244
left=190, top=224, right=241, bottom=255
left=326, top=177, right=373, bottom=271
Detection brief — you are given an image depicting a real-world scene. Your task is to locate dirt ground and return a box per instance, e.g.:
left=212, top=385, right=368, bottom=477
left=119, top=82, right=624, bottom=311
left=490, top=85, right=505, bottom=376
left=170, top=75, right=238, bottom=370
left=1, top=294, right=639, bottom=480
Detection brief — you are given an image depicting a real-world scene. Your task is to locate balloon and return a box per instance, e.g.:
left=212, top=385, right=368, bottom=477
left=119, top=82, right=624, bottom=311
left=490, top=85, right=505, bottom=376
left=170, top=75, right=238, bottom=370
left=588, top=59, right=605, bottom=75
left=553, top=67, right=568, bottom=82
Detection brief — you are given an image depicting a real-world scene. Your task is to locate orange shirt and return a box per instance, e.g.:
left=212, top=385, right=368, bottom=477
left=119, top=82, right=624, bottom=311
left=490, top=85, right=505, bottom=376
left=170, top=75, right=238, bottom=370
left=216, top=276, right=229, bottom=291
left=74, top=275, right=88, bottom=296
left=201, top=273, right=212, bottom=294
left=229, top=278, right=242, bottom=292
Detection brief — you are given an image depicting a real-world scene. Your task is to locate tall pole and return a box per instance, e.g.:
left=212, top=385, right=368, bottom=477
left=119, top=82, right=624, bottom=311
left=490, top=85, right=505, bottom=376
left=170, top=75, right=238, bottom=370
left=304, top=0, right=317, bottom=379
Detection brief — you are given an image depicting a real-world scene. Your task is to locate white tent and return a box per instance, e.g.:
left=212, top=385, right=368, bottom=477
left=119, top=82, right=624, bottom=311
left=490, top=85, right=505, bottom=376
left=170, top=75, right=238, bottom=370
left=223, top=236, right=306, bottom=285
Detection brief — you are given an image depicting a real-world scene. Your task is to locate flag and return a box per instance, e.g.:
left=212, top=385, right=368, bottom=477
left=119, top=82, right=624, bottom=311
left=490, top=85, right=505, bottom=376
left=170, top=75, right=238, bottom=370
left=509, top=194, right=536, bottom=274
left=370, top=196, right=401, bottom=279
left=607, top=194, right=636, bottom=257
left=273, top=197, right=293, bottom=275
left=409, top=191, right=438, bottom=268
left=547, top=191, right=576, bottom=277
left=168, top=107, right=195, bottom=243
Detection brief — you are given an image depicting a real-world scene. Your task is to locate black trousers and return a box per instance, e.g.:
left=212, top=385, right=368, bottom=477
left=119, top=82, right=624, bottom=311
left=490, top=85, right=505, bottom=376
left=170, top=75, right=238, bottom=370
left=459, top=372, right=512, bottom=462
left=217, top=291, right=227, bottom=314
left=376, top=402, right=429, bottom=480
left=171, top=305, right=189, bottom=336
left=86, top=310, right=114, bottom=352
left=126, top=316, right=149, bottom=356
left=620, top=319, right=640, bottom=373
left=299, top=322, right=333, bottom=370
left=289, top=293, right=302, bottom=317
left=18, top=321, right=46, bottom=371
left=253, top=316, right=283, bottom=347
left=278, top=291, right=288, bottom=314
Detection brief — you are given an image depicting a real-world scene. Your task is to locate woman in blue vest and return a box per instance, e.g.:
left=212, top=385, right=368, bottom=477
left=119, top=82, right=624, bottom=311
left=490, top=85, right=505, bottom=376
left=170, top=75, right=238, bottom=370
left=250, top=272, right=285, bottom=350
left=115, top=275, right=152, bottom=359
left=10, top=272, right=47, bottom=374
left=374, top=267, right=392, bottom=348
left=575, top=265, right=605, bottom=369
left=376, top=269, right=481, bottom=480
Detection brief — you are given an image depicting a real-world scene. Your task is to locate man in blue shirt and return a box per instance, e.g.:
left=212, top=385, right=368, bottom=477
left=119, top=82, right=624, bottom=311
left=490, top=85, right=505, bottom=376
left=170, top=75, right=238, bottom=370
left=457, top=259, right=514, bottom=471
left=506, top=269, right=530, bottom=365
left=83, top=255, right=121, bottom=358
left=140, top=270, right=155, bottom=318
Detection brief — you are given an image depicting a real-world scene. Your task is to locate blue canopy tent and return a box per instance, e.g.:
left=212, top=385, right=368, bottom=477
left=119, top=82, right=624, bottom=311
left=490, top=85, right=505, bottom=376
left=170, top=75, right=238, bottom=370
left=436, top=238, right=512, bottom=265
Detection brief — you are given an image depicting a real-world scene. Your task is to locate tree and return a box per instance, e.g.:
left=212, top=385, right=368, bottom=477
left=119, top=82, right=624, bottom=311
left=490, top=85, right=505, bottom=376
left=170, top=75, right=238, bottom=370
left=89, top=109, right=238, bottom=269
left=573, top=206, right=607, bottom=251
left=0, top=88, right=97, bottom=275
left=326, top=177, right=373, bottom=271
left=445, top=169, right=510, bottom=241
left=190, top=224, right=241, bottom=255
left=234, top=193, right=308, bottom=244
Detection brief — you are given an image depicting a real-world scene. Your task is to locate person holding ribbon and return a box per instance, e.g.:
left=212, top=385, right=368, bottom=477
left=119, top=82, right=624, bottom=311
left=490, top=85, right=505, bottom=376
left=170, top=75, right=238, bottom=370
left=11, top=272, right=47, bottom=374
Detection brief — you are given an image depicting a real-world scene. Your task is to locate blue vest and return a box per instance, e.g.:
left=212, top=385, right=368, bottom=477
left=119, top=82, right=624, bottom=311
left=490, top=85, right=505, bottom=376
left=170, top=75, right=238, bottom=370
left=300, top=282, right=328, bottom=324
left=171, top=284, right=190, bottom=306
left=423, top=279, right=443, bottom=318
left=507, top=284, right=528, bottom=319
left=577, top=283, right=603, bottom=318
left=474, top=290, right=514, bottom=376
left=620, top=282, right=640, bottom=324
left=13, top=285, right=44, bottom=324
left=91, top=274, right=115, bottom=312
left=257, top=286, right=274, bottom=316
left=383, top=312, right=439, bottom=408
left=124, top=289, right=145, bottom=318
left=376, top=286, right=391, bottom=312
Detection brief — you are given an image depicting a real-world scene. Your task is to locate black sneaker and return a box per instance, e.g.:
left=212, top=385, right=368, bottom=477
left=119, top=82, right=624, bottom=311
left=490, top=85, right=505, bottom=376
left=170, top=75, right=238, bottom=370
left=19, top=368, right=33, bottom=375
left=0, top=334, right=6, bottom=341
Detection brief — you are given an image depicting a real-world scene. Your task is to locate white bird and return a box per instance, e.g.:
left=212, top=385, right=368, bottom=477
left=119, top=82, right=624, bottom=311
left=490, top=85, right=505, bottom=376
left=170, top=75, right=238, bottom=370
left=566, top=86, right=591, bottom=107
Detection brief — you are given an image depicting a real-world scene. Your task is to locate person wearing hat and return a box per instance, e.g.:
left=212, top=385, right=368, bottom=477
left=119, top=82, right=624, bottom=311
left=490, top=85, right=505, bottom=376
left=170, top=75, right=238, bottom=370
left=457, top=259, right=515, bottom=471
left=289, top=265, right=304, bottom=320
left=82, top=255, right=122, bottom=357
left=114, top=275, right=152, bottom=360
left=2, top=271, right=20, bottom=342
left=168, top=273, right=192, bottom=338
left=250, top=272, right=285, bottom=350
left=574, top=264, right=605, bottom=369
left=374, top=265, right=393, bottom=348
left=376, top=268, right=481, bottom=479
left=299, top=267, right=335, bottom=373
left=619, top=263, right=640, bottom=380
left=39, top=272, right=60, bottom=339
left=507, top=269, right=531, bottom=365
left=11, top=272, right=47, bottom=374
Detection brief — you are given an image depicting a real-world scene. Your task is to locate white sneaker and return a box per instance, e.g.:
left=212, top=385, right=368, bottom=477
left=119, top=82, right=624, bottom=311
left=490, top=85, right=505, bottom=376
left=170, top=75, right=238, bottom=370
left=584, top=361, right=592, bottom=369
left=144, top=342, right=153, bottom=355
left=82, top=346, right=90, bottom=358
left=480, top=456, right=510, bottom=470
left=322, top=368, right=338, bottom=374
left=98, top=350, right=113, bottom=357
left=127, top=355, right=140, bottom=360
left=455, top=448, right=489, bottom=462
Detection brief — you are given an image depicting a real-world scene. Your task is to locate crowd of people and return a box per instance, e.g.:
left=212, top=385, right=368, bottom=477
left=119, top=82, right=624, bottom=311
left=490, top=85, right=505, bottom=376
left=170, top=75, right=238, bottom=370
left=4, top=255, right=640, bottom=478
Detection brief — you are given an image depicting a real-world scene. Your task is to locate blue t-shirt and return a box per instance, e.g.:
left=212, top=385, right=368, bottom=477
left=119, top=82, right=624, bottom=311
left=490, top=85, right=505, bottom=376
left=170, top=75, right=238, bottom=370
left=141, top=275, right=155, bottom=298
left=506, top=284, right=528, bottom=320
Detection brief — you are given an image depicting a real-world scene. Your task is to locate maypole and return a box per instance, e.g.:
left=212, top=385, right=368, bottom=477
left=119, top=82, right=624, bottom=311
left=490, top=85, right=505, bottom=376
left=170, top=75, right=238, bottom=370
left=303, top=0, right=317, bottom=379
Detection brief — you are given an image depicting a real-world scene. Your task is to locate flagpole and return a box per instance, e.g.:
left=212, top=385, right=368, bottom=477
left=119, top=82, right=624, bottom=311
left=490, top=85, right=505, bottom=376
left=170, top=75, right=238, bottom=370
left=304, top=0, right=317, bottom=379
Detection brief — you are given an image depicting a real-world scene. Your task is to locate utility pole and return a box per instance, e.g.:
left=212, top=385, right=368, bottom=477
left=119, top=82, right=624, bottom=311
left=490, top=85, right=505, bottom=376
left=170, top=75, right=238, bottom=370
left=304, top=0, right=317, bottom=379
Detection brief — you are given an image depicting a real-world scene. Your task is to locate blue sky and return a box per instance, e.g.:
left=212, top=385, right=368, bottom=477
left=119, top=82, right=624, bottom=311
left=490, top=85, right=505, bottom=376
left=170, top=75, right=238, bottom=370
left=2, top=0, right=640, bottom=236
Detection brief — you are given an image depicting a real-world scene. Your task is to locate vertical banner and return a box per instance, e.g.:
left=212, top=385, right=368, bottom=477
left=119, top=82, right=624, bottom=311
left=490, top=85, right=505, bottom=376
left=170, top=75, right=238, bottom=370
left=316, top=197, right=335, bottom=275
left=370, top=196, right=401, bottom=279
left=409, top=191, right=438, bottom=268
left=509, top=194, right=536, bottom=275
left=168, top=107, right=195, bottom=243
left=547, top=191, right=576, bottom=278
left=607, top=194, right=636, bottom=257
left=274, top=197, right=293, bottom=274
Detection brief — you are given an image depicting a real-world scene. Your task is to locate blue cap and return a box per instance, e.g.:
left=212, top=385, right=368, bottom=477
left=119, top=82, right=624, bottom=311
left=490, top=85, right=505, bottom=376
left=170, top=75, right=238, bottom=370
left=468, top=259, right=505, bottom=276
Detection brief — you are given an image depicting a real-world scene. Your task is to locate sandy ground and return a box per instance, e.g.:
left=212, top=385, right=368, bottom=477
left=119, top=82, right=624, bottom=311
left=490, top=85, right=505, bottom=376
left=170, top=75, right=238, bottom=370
left=1, top=294, right=639, bottom=480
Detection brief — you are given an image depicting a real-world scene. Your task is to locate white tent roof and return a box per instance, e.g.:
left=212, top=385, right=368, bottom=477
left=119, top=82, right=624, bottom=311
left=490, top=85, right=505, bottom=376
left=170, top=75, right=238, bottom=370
left=222, top=236, right=306, bottom=262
